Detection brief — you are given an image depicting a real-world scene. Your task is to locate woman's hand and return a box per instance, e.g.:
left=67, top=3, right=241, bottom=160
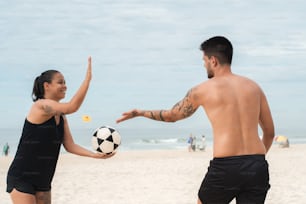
left=91, top=152, right=117, bottom=159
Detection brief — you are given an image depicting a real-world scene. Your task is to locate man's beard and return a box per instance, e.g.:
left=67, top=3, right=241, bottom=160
left=207, top=70, right=214, bottom=79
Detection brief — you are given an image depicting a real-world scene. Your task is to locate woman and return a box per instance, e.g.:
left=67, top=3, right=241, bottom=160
left=6, top=57, right=113, bottom=204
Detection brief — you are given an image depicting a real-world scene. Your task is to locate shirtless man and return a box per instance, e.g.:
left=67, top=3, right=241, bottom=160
left=116, top=36, right=275, bottom=204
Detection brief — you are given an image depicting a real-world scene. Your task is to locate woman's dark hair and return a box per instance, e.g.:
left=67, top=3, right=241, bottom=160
left=32, top=70, right=60, bottom=101
left=200, top=36, right=233, bottom=65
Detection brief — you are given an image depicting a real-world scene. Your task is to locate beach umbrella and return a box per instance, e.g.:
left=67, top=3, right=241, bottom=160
left=275, top=135, right=288, bottom=143
left=82, top=115, right=92, bottom=122
left=275, top=135, right=289, bottom=148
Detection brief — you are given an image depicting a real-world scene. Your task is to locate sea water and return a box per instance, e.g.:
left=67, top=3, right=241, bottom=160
left=0, top=126, right=212, bottom=155
left=1, top=126, right=306, bottom=156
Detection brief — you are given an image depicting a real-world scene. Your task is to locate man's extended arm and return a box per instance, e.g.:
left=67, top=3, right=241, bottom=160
left=116, top=88, right=200, bottom=123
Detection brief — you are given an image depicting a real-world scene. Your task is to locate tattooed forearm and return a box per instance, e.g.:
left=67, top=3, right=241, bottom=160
left=142, top=88, right=197, bottom=122
left=159, top=110, right=165, bottom=121
left=150, top=111, right=157, bottom=120
left=147, top=110, right=165, bottom=121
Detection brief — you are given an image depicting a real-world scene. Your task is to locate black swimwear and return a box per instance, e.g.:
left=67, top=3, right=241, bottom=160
left=198, top=154, right=270, bottom=204
left=7, top=116, right=64, bottom=194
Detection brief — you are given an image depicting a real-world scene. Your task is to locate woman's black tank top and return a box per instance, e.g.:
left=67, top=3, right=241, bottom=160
left=7, top=116, right=64, bottom=188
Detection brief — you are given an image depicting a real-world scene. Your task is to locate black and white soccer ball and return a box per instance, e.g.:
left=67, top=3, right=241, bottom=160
left=92, top=126, right=121, bottom=154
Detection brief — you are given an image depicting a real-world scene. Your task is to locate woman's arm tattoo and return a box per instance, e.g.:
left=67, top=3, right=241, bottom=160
left=43, top=105, right=54, bottom=115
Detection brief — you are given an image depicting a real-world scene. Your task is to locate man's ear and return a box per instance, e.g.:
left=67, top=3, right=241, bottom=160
left=211, top=56, right=218, bottom=67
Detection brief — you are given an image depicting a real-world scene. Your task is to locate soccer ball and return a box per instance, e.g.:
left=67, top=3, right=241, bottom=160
left=92, top=126, right=121, bottom=154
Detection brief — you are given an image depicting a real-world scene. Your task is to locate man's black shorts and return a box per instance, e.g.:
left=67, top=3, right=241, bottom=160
left=198, top=154, right=270, bottom=204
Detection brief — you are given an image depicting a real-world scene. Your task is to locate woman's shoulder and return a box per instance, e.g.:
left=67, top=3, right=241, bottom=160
left=27, top=99, right=58, bottom=124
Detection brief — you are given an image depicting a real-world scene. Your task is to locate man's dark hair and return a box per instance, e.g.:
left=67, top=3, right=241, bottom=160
left=200, top=36, right=233, bottom=65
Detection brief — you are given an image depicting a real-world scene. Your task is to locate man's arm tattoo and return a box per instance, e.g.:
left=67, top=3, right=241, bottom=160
left=159, top=110, right=165, bottom=121
left=182, top=90, right=196, bottom=117
left=148, top=111, right=165, bottom=121
left=150, top=111, right=157, bottom=120
left=132, top=110, right=138, bottom=117
left=183, top=103, right=196, bottom=117
left=172, top=88, right=196, bottom=118
left=172, top=102, right=181, bottom=111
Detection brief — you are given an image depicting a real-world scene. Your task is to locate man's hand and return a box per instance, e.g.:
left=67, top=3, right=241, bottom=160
left=116, top=109, right=140, bottom=123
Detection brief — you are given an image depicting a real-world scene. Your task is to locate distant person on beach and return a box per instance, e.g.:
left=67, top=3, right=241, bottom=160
left=116, top=36, right=275, bottom=204
left=192, top=136, right=196, bottom=151
left=3, top=142, right=10, bottom=156
left=199, top=135, right=206, bottom=151
left=187, top=134, right=194, bottom=152
left=6, top=57, right=114, bottom=204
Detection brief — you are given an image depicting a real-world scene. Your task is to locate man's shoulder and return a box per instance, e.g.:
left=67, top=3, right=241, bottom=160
left=235, top=74, right=257, bottom=83
left=234, top=74, right=261, bottom=88
left=193, top=80, right=213, bottom=93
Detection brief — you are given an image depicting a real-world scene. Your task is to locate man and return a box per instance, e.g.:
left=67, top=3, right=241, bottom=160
left=187, top=134, right=194, bottom=152
left=116, top=36, right=274, bottom=204
left=200, top=135, right=206, bottom=151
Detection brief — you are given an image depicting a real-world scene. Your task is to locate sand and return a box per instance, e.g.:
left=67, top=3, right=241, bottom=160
left=1, top=144, right=306, bottom=204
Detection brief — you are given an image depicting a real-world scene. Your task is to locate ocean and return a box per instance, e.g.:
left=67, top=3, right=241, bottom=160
left=1, top=125, right=306, bottom=156
left=0, top=125, right=212, bottom=155
left=1, top=0, right=306, bottom=155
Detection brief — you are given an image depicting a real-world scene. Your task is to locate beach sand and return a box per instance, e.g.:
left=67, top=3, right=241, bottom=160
left=1, top=144, right=306, bottom=204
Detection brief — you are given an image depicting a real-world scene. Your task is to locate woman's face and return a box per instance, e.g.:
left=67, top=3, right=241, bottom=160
left=46, top=72, right=67, bottom=101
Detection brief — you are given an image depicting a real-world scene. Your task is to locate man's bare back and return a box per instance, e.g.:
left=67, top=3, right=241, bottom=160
left=195, top=73, right=270, bottom=157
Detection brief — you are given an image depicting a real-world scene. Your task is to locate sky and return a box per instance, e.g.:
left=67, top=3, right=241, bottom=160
left=0, top=0, right=306, bottom=138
